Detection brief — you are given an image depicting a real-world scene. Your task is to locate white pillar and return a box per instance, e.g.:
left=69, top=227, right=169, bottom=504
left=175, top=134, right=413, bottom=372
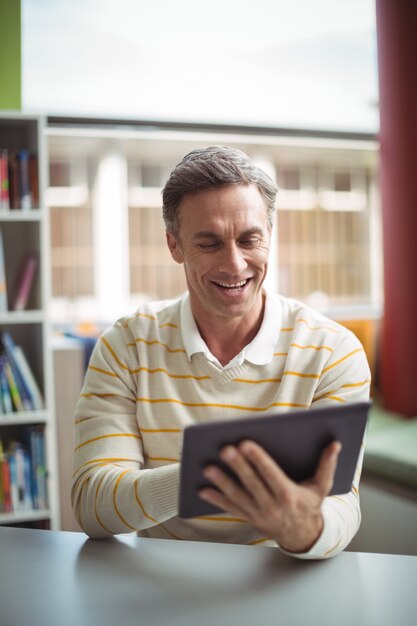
left=93, top=149, right=130, bottom=322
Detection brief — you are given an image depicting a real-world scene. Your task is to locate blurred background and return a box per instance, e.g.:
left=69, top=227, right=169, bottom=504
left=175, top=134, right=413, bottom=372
left=0, top=0, right=416, bottom=555
left=23, top=0, right=381, bottom=325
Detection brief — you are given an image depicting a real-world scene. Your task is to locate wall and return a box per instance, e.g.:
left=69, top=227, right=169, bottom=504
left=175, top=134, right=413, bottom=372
left=0, top=0, right=21, bottom=110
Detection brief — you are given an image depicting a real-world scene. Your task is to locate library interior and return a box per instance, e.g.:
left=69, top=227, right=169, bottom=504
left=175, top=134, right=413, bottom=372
left=0, top=1, right=417, bottom=624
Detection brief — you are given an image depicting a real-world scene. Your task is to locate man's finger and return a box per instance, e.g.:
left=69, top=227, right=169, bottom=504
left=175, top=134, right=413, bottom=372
left=238, top=439, right=294, bottom=497
left=312, top=441, right=342, bottom=498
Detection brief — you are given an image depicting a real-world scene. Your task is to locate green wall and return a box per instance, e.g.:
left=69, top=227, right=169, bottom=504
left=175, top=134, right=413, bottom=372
left=0, top=0, right=22, bottom=110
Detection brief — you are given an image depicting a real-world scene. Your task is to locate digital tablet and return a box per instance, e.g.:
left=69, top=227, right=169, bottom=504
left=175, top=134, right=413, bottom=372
left=179, top=401, right=370, bottom=518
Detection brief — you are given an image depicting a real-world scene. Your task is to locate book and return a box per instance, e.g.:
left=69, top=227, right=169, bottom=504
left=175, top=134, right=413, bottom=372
left=0, top=358, right=13, bottom=413
left=8, top=151, right=20, bottom=210
left=0, top=227, right=8, bottom=312
left=3, top=359, right=24, bottom=412
left=17, top=149, right=31, bottom=211
left=29, top=427, right=47, bottom=509
left=12, top=345, right=44, bottom=410
left=0, top=332, right=34, bottom=411
left=9, top=442, right=32, bottom=511
left=0, top=148, right=10, bottom=211
left=0, top=439, right=4, bottom=511
left=0, top=440, right=12, bottom=513
left=29, top=154, right=39, bottom=208
left=12, top=252, right=38, bottom=311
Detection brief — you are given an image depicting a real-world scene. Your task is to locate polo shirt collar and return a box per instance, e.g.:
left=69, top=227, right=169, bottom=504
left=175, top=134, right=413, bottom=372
left=180, top=290, right=281, bottom=368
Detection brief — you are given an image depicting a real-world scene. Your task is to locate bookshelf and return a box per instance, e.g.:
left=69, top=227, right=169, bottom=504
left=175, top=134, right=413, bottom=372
left=0, top=112, right=59, bottom=529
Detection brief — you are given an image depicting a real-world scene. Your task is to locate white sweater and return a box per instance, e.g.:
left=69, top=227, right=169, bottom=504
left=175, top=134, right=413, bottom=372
left=72, top=293, right=371, bottom=559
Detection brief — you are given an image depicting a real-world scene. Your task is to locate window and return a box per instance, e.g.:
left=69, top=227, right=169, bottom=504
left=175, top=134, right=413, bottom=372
left=46, top=126, right=381, bottom=325
left=276, top=165, right=377, bottom=308
left=48, top=158, right=94, bottom=300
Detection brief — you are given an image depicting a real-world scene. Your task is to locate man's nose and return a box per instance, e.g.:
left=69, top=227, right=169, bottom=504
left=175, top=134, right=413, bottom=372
left=218, top=243, right=247, bottom=274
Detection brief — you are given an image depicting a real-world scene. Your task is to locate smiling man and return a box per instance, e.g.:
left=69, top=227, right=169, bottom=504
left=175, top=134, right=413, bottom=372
left=72, top=146, right=371, bottom=558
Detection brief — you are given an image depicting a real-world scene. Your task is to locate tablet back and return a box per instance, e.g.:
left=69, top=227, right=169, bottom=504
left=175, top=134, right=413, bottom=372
left=179, top=402, right=370, bottom=518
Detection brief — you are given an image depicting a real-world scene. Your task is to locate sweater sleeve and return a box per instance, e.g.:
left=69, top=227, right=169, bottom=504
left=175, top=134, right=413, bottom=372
left=71, top=321, right=180, bottom=539
left=283, top=329, right=371, bottom=560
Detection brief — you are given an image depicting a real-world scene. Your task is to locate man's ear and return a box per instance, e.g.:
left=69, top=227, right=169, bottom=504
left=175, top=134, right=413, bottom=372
left=166, top=232, right=184, bottom=264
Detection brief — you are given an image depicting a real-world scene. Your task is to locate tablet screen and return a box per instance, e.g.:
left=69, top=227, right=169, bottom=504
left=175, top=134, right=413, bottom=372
left=179, top=402, right=370, bottom=518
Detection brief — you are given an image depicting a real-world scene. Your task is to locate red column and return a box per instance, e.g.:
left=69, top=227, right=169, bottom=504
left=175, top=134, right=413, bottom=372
left=376, top=0, right=417, bottom=416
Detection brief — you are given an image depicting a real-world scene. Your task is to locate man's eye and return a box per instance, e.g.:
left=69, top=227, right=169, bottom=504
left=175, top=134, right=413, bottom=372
left=198, top=242, right=220, bottom=250
left=240, top=238, right=259, bottom=248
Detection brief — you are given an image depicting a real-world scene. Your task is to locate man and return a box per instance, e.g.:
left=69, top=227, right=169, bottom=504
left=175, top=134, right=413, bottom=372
left=72, top=146, right=371, bottom=558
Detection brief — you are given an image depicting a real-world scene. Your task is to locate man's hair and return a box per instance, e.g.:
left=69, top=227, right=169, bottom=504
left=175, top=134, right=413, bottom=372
left=162, top=145, right=278, bottom=236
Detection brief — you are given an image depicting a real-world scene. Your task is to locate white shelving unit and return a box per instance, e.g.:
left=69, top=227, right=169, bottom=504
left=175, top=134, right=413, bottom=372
left=0, top=112, right=59, bottom=529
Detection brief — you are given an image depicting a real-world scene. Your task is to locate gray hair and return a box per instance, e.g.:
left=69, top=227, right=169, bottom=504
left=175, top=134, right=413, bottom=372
left=162, top=146, right=278, bottom=236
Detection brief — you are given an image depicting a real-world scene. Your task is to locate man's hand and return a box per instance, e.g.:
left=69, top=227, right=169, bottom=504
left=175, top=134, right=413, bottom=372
left=199, top=440, right=342, bottom=553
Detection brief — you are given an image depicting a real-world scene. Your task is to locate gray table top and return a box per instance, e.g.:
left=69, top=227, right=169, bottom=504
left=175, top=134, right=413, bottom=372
left=1, top=526, right=416, bottom=626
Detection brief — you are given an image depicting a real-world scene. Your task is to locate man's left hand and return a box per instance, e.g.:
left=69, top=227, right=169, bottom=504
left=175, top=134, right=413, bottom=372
left=199, top=439, right=341, bottom=553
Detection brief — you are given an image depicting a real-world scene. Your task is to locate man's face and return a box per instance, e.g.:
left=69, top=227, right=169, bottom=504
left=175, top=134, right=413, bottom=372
left=166, top=184, right=271, bottom=326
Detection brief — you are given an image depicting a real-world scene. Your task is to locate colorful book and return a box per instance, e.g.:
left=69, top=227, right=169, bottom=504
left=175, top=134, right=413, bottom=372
left=28, top=428, right=39, bottom=509
left=0, top=333, right=34, bottom=411
left=0, top=148, right=10, bottom=211
left=17, top=149, right=31, bottom=211
left=0, top=227, right=8, bottom=312
left=8, top=151, right=20, bottom=210
left=12, top=252, right=38, bottom=311
left=12, top=345, right=44, bottom=411
left=32, top=427, right=47, bottom=509
left=0, top=442, right=12, bottom=512
left=8, top=442, right=32, bottom=511
left=3, top=360, right=24, bottom=412
left=0, top=358, right=13, bottom=413
left=0, top=439, right=4, bottom=511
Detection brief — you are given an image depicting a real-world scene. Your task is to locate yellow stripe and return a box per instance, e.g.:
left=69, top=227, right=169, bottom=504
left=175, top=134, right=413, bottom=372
left=273, top=352, right=288, bottom=357
left=282, top=319, right=342, bottom=333
left=122, top=313, right=157, bottom=326
left=89, top=365, right=118, bottom=377
left=73, top=457, right=139, bottom=478
left=140, top=427, right=182, bottom=433
left=147, top=456, right=179, bottom=463
left=341, top=380, right=371, bottom=389
left=75, top=433, right=142, bottom=451
left=290, top=343, right=334, bottom=352
left=135, top=337, right=186, bottom=353
left=101, top=336, right=129, bottom=370
left=314, top=391, right=347, bottom=403
left=137, top=367, right=210, bottom=380
left=113, top=470, right=138, bottom=531
left=322, top=538, right=342, bottom=558
left=80, top=392, right=135, bottom=402
left=314, top=381, right=370, bottom=402
left=135, top=480, right=184, bottom=539
left=95, top=473, right=114, bottom=534
left=122, top=313, right=178, bottom=328
left=323, top=395, right=346, bottom=403
left=91, top=361, right=209, bottom=380
left=322, top=348, right=363, bottom=373
left=136, top=397, right=308, bottom=412
left=232, top=377, right=282, bottom=384
left=74, top=416, right=90, bottom=425
left=134, top=479, right=159, bottom=524
left=330, top=495, right=349, bottom=505
left=159, top=524, right=183, bottom=540
left=282, top=370, right=320, bottom=379
left=247, top=537, right=271, bottom=545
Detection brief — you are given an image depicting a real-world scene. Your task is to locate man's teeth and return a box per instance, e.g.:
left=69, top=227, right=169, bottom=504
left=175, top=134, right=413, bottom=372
left=216, top=280, right=248, bottom=288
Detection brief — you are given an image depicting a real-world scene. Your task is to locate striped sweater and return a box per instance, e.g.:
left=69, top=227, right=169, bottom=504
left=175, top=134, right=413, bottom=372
left=72, top=293, right=371, bottom=559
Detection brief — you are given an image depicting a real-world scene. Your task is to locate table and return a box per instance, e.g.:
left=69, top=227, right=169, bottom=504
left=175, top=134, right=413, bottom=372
left=1, top=526, right=416, bottom=626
